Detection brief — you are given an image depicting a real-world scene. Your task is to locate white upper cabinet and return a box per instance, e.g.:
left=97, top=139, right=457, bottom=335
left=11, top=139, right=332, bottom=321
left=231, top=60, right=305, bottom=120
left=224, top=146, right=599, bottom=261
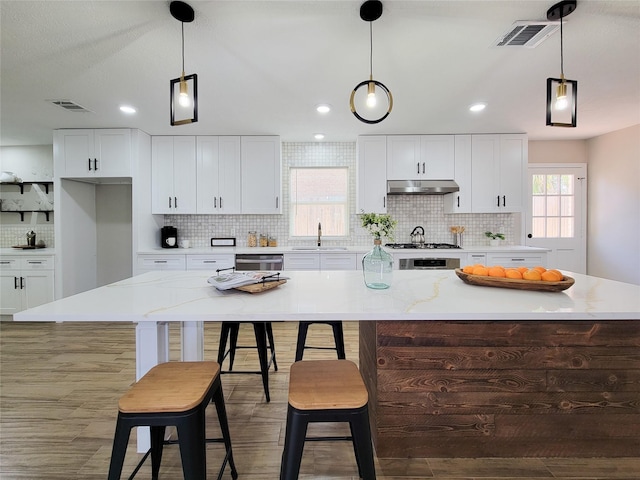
left=443, top=135, right=472, bottom=214
left=356, top=136, right=387, bottom=213
left=386, top=135, right=420, bottom=180
left=387, top=135, right=455, bottom=180
left=151, top=136, right=197, bottom=214
left=419, top=135, right=455, bottom=179
left=471, top=134, right=527, bottom=213
left=196, top=136, right=241, bottom=214
left=54, top=129, right=131, bottom=178
left=240, top=136, right=282, bottom=214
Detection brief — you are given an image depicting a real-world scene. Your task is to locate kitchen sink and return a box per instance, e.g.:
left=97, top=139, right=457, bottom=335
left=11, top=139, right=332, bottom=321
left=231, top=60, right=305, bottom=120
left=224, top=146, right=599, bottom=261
left=292, top=246, right=348, bottom=251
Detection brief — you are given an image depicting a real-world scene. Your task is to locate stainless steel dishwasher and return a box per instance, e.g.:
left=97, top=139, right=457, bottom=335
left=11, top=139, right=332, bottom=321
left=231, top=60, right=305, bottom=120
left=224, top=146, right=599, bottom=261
left=235, top=254, right=284, bottom=271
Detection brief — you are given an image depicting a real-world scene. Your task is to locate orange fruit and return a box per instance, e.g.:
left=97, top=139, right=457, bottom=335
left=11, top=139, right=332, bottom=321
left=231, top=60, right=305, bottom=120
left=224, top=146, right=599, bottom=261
left=533, top=266, right=547, bottom=274
left=462, top=265, right=475, bottom=274
left=516, top=266, right=528, bottom=274
left=488, top=266, right=506, bottom=277
left=472, top=266, right=490, bottom=276
left=473, top=263, right=485, bottom=269
left=522, top=269, right=542, bottom=281
left=541, top=270, right=563, bottom=282
left=505, top=268, right=523, bottom=279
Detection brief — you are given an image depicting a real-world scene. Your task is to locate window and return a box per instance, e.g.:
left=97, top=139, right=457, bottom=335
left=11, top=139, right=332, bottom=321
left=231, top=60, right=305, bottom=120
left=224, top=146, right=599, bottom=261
left=531, top=173, right=575, bottom=238
left=290, top=167, right=348, bottom=237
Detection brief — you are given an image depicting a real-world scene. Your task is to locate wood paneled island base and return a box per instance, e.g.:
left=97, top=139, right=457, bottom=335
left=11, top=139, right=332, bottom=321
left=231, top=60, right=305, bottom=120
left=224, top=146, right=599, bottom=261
left=359, top=320, right=640, bottom=458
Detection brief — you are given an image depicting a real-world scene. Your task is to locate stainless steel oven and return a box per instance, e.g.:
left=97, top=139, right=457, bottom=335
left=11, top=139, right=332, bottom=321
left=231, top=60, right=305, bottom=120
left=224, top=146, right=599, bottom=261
left=399, top=257, right=460, bottom=270
left=235, top=254, right=284, bottom=271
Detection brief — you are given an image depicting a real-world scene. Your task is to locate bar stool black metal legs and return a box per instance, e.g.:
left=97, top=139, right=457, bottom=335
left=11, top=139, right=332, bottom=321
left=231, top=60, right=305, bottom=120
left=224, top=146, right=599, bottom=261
left=294, top=321, right=346, bottom=361
left=217, top=321, right=278, bottom=401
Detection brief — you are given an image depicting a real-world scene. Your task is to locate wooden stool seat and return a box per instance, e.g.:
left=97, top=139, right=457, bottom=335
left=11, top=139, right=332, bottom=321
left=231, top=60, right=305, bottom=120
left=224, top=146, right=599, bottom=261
left=280, top=360, right=376, bottom=480
left=108, top=361, right=237, bottom=480
left=119, top=361, right=220, bottom=413
left=288, top=359, right=368, bottom=410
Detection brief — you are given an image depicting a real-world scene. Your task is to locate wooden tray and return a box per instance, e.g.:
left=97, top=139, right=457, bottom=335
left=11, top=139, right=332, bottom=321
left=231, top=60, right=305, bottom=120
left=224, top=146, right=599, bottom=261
left=234, top=279, right=286, bottom=293
left=454, top=268, right=574, bottom=292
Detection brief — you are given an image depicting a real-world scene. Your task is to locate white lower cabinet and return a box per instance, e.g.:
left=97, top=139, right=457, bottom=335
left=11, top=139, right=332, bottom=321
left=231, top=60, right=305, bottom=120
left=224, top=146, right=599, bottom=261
left=486, top=252, right=547, bottom=268
left=466, top=253, right=487, bottom=266
left=136, top=254, right=186, bottom=274
left=0, top=255, right=54, bottom=315
left=186, top=255, right=235, bottom=271
left=284, top=252, right=357, bottom=271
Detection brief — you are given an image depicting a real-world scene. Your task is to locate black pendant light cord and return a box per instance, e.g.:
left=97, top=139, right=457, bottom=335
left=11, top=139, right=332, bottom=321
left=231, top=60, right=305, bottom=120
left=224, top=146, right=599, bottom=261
left=559, top=15, right=564, bottom=78
left=369, top=22, right=373, bottom=77
left=181, top=22, right=185, bottom=73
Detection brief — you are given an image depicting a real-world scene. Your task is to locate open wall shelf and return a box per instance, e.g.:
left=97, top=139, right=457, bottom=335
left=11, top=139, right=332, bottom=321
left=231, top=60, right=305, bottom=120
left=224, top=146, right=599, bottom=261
left=0, top=181, right=53, bottom=194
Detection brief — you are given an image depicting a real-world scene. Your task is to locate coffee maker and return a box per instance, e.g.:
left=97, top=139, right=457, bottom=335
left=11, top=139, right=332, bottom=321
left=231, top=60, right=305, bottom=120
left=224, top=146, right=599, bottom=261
left=161, top=226, right=178, bottom=248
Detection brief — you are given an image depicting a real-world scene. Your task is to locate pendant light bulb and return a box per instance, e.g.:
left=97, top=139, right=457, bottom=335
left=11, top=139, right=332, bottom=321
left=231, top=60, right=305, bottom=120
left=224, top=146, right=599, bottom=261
left=554, top=79, right=568, bottom=110
left=366, top=79, right=377, bottom=108
left=179, top=73, right=190, bottom=107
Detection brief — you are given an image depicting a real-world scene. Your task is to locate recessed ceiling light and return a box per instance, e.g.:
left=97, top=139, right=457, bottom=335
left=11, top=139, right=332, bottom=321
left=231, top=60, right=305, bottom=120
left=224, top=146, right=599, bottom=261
left=469, top=103, right=487, bottom=112
left=120, top=105, right=136, bottom=114
left=314, top=133, right=325, bottom=140
left=316, top=104, right=331, bottom=114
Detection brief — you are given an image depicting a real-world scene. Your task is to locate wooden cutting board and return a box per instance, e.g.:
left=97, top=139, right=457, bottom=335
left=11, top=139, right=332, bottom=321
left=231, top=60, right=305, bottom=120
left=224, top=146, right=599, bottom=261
left=234, top=279, right=287, bottom=293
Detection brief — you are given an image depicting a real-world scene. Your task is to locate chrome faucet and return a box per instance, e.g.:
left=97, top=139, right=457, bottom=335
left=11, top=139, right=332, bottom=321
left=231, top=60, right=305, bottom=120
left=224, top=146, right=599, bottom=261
left=317, top=222, right=322, bottom=247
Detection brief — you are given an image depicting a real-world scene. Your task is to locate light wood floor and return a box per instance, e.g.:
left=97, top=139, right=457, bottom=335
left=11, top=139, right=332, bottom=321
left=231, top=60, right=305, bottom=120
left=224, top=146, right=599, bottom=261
left=1, top=320, right=638, bottom=479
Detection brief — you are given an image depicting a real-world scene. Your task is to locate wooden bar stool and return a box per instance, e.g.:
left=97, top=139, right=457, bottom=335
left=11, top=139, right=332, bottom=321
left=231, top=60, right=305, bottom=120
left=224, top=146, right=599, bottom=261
left=107, top=361, right=238, bottom=480
left=280, top=360, right=376, bottom=480
left=294, top=321, right=346, bottom=361
left=217, top=321, right=278, bottom=402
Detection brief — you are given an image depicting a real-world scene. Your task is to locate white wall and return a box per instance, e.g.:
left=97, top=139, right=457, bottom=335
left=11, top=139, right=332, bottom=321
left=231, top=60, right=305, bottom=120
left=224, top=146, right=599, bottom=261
left=0, top=145, right=53, bottom=181
left=586, top=124, right=640, bottom=285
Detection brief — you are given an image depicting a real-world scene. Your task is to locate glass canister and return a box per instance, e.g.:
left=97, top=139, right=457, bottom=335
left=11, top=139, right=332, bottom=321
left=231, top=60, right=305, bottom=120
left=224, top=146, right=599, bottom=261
left=247, top=231, right=257, bottom=247
left=259, top=234, right=268, bottom=247
left=268, top=236, right=278, bottom=247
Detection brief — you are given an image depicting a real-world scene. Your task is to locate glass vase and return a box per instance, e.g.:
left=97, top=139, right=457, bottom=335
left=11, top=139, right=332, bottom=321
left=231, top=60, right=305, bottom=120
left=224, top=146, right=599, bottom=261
left=362, top=239, right=393, bottom=289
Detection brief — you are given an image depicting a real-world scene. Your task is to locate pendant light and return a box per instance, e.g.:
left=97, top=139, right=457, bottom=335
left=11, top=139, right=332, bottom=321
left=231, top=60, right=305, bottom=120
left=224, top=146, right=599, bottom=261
left=349, top=0, right=393, bottom=124
left=170, top=1, right=198, bottom=126
left=546, top=0, right=578, bottom=127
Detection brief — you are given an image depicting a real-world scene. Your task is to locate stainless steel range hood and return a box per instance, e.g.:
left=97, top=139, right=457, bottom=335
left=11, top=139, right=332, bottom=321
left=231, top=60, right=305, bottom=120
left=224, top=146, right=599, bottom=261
left=387, top=179, right=459, bottom=195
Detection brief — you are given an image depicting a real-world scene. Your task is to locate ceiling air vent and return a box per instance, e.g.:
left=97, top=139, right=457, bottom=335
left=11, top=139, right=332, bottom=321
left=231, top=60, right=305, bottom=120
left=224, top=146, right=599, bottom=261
left=49, top=100, right=91, bottom=112
left=493, top=21, right=559, bottom=48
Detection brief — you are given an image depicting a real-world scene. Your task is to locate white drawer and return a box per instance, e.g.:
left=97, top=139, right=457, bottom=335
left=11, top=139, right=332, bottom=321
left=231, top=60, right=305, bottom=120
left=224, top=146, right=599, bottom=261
left=187, top=255, right=235, bottom=271
left=137, top=255, right=186, bottom=271
left=284, top=253, right=320, bottom=271
left=320, top=253, right=357, bottom=271
left=21, top=257, right=54, bottom=270
left=0, top=257, right=21, bottom=271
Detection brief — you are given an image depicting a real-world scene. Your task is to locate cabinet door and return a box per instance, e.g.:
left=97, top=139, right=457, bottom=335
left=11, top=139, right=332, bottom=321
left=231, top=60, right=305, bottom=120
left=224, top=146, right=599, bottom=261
left=22, top=270, right=54, bottom=309
left=320, top=253, right=357, bottom=270
left=499, top=134, right=527, bottom=212
left=93, top=129, right=131, bottom=177
left=196, top=136, right=221, bottom=214
left=0, top=272, right=22, bottom=315
left=386, top=135, right=421, bottom=180
left=283, top=253, right=320, bottom=270
left=444, top=135, right=472, bottom=213
left=420, top=135, right=455, bottom=179
left=241, top=136, right=281, bottom=214
left=471, top=134, right=501, bottom=213
left=172, top=136, right=197, bottom=213
left=217, top=137, right=242, bottom=214
left=356, top=136, right=387, bottom=213
left=55, top=129, right=94, bottom=177
left=186, top=255, right=235, bottom=270
left=151, top=137, right=175, bottom=214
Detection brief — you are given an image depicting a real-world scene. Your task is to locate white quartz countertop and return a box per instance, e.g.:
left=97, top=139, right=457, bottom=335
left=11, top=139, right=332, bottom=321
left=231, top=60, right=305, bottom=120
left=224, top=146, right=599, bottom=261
left=16, top=270, right=639, bottom=323
left=136, top=245, right=549, bottom=255
left=0, top=247, right=56, bottom=256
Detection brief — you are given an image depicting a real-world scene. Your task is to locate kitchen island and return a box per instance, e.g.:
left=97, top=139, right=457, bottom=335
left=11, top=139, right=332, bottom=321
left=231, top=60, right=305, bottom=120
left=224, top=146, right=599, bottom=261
left=15, top=270, right=640, bottom=457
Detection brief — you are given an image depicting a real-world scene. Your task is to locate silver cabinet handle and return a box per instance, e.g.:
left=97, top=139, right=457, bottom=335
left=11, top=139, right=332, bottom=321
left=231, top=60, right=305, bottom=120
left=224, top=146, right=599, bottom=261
left=153, top=260, right=168, bottom=264
left=27, top=261, right=43, bottom=265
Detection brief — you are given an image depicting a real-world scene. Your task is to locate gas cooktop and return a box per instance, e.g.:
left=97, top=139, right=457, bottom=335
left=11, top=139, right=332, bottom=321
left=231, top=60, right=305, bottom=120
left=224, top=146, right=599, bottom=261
left=385, top=243, right=461, bottom=250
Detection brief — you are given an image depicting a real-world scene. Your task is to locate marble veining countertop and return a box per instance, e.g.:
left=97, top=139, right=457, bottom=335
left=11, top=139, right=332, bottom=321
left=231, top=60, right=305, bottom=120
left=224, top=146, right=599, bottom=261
left=16, top=270, right=639, bottom=323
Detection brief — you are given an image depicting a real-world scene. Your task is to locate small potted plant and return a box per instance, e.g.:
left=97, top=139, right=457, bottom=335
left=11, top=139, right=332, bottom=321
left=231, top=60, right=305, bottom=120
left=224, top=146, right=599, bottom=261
left=485, top=231, right=505, bottom=246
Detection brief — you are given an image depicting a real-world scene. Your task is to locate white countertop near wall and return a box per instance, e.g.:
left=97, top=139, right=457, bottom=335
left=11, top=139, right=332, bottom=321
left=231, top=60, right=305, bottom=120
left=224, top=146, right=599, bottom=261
left=0, top=248, right=56, bottom=256
left=136, top=245, right=550, bottom=255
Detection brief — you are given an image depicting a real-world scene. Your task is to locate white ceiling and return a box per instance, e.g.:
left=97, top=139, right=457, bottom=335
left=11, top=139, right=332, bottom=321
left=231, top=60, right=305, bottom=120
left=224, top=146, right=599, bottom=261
left=1, top=0, right=639, bottom=146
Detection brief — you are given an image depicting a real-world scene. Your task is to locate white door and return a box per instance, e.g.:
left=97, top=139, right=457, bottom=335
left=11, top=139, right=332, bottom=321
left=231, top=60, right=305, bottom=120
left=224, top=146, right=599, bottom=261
left=525, top=163, right=587, bottom=273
